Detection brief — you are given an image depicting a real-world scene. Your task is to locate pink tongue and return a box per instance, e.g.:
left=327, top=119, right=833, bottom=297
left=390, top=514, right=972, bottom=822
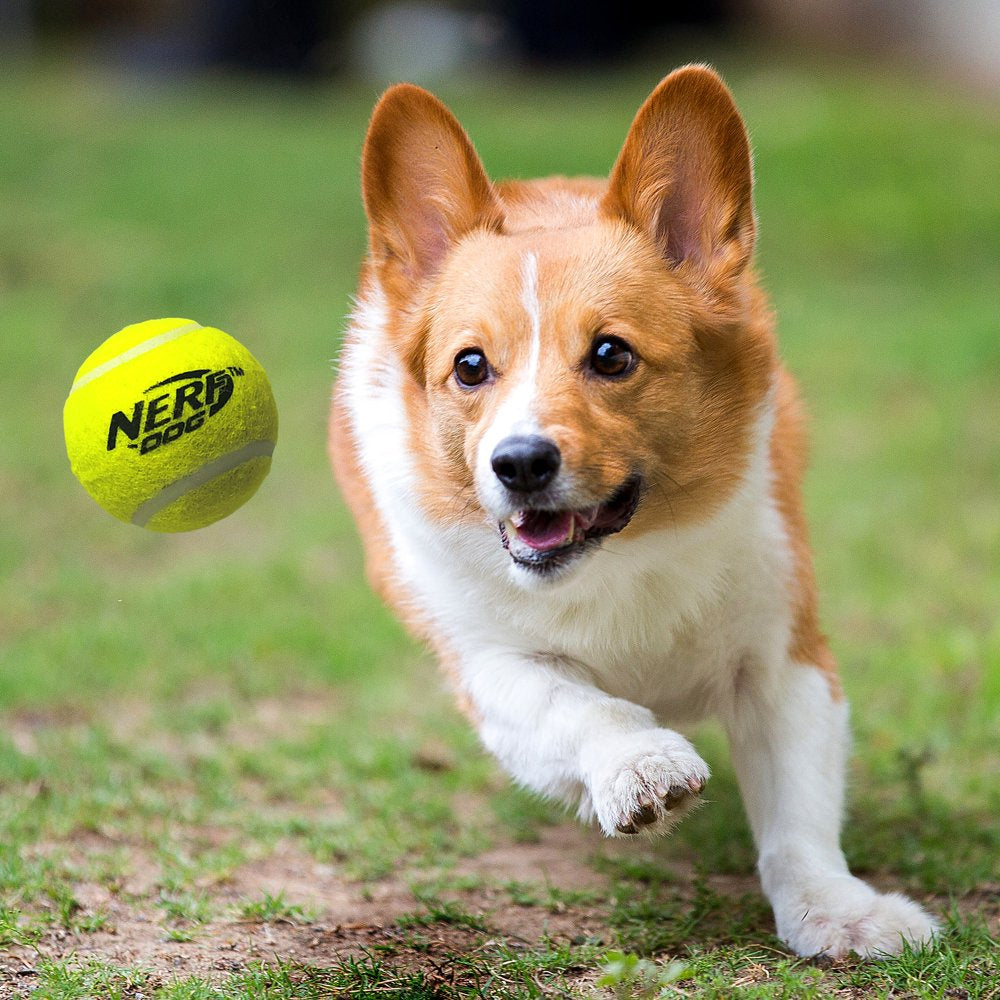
left=514, top=510, right=575, bottom=551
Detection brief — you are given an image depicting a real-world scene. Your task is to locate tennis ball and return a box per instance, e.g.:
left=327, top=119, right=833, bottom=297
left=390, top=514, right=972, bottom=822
left=64, top=318, right=278, bottom=532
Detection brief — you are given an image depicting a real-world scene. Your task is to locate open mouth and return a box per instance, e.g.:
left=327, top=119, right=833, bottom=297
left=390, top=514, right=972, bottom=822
left=498, top=475, right=642, bottom=573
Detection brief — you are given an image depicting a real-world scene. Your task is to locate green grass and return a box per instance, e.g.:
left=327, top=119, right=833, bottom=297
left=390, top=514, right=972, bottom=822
left=235, top=891, right=314, bottom=925
left=1, top=43, right=997, bottom=998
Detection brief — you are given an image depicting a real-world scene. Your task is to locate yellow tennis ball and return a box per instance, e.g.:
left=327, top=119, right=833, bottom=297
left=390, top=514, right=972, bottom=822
left=64, top=318, right=278, bottom=532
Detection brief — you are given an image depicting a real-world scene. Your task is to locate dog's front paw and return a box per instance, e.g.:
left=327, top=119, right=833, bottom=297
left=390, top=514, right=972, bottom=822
left=586, top=729, right=709, bottom=838
left=773, top=876, right=939, bottom=959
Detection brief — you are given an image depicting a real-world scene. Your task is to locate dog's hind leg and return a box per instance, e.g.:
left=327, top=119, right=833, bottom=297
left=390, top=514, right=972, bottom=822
left=725, top=660, right=939, bottom=958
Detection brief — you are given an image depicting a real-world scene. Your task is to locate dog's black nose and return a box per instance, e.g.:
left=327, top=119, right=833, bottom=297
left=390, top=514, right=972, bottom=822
left=491, top=435, right=561, bottom=493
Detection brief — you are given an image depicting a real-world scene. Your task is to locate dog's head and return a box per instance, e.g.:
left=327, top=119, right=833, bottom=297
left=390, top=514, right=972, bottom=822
left=359, top=66, right=776, bottom=583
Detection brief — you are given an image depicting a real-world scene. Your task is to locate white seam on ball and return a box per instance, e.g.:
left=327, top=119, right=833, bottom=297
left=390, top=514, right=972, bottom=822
left=131, top=438, right=275, bottom=527
left=70, top=321, right=203, bottom=393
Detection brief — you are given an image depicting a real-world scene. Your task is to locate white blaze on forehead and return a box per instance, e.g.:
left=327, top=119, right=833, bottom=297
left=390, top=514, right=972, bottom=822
left=475, top=251, right=545, bottom=510
left=521, top=250, right=542, bottom=390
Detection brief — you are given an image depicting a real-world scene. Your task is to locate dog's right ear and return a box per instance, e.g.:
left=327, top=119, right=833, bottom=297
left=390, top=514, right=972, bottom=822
left=602, top=66, right=755, bottom=293
left=362, top=84, right=504, bottom=292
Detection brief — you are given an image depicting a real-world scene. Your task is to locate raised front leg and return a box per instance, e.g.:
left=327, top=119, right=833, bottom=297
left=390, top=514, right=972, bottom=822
left=457, top=647, right=709, bottom=837
left=726, top=662, right=939, bottom=958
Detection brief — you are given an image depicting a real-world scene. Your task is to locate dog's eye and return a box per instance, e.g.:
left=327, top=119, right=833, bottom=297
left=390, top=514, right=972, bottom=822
left=589, top=336, right=635, bottom=378
left=454, top=349, right=490, bottom=388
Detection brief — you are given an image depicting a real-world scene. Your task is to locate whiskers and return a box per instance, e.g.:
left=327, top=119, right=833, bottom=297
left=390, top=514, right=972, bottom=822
left=447, top=482, right=487, bottom=524
left=645, top=467, right=692, bottom=526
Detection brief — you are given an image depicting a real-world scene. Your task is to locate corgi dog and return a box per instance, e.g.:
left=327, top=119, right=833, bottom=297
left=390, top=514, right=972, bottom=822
left=329, top=65, right=939, bottom=958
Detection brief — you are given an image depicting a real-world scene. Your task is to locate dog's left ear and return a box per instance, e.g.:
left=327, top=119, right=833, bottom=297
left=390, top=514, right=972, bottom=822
left=362, top=83, right=503, bottom=291
left=602, top=65, right=755, bottom=288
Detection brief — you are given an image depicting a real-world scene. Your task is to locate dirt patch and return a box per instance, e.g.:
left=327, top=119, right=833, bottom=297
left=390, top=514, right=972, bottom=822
left=456, top=823, right=616, bottom=892
left=0, top=824, right=620, bottom=987
left=3, top=818, right=994, bottom=991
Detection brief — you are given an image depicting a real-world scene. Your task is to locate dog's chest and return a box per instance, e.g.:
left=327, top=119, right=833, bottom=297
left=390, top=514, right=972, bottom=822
left=452, top=513, right=790, bottom=718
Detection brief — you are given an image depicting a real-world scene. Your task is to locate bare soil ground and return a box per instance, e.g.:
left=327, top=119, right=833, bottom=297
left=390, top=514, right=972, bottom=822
left=0, top=824, right=689, bottom=986
left=5, top=818, right=994, bottom=996
left=3, top=700, right=996, bottom=995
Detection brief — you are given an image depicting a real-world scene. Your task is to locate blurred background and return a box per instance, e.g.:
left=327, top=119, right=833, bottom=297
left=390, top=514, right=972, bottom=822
left=0, top=0, right=997, bottom=799
left=0, top=0, right=996, bottom=790
left=0, top=0, right=998, bottom=89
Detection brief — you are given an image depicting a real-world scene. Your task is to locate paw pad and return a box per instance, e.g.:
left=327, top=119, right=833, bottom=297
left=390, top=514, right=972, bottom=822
left=614, top=777, right=705, bottom=835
